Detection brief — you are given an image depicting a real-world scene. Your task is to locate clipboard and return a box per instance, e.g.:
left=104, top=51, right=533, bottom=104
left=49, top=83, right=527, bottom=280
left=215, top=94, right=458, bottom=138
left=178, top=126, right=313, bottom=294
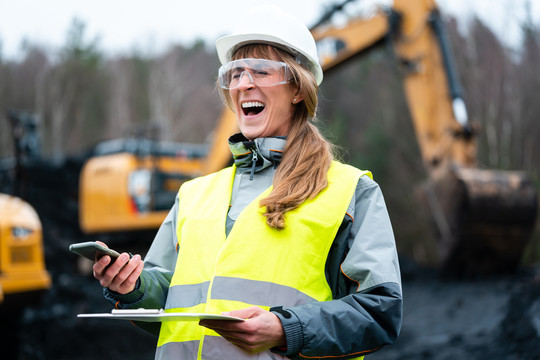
left=77, top=309, right=244, bottom=322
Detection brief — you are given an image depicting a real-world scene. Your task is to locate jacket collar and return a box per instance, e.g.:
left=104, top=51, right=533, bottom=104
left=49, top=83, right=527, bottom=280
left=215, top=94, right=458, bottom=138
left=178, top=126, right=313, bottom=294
left=228, top=133, right=286, bottom=173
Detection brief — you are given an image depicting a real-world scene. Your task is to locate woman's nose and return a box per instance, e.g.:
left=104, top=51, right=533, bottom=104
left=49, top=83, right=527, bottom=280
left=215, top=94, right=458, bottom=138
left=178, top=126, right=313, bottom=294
left=237, top=71, right=255, bottom=90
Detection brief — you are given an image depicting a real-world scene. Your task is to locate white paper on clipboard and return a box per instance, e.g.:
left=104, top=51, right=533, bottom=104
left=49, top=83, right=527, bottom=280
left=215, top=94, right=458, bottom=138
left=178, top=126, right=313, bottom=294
left=77, top=309, right=245, bottom=322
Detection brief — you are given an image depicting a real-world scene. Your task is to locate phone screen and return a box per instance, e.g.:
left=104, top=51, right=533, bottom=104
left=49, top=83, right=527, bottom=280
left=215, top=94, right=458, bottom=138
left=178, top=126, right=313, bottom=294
left=69, top=242, right=122, bottom=261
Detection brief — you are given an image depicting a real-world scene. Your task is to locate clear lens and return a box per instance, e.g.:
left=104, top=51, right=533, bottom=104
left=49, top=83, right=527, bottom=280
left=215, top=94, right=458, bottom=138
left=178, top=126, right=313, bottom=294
left=219, top=58, right=291, bottom=89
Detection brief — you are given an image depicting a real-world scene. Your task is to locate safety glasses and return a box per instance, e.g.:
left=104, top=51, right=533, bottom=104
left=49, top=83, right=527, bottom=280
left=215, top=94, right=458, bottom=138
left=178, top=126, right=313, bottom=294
left=218, top=58, right=292, bottom=90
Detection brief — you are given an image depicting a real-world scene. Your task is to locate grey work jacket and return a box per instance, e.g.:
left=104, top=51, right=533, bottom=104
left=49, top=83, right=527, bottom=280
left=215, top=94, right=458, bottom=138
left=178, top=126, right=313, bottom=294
left=105, top=134, right=403, bottom=360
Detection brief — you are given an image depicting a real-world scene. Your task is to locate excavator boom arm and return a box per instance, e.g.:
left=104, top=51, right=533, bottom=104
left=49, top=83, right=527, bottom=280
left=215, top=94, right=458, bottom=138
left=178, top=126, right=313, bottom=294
left=312, top=0, right=475, bottom=170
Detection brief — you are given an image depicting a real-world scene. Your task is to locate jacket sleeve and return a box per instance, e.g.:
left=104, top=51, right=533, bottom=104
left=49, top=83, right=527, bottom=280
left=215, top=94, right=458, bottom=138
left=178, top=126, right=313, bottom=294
left=102, top=194, right=180, bottom=334
left=271, top=176, right=403, bottom=359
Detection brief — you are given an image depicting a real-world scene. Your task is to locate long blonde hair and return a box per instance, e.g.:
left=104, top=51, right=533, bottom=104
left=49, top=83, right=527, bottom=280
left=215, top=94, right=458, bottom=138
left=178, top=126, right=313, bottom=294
left=219, top=44, right=334, bottom=229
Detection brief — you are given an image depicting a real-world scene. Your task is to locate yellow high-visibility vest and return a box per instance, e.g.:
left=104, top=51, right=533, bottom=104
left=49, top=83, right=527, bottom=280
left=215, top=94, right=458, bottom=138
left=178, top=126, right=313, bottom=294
left=156, top=161, right=370, bottom=360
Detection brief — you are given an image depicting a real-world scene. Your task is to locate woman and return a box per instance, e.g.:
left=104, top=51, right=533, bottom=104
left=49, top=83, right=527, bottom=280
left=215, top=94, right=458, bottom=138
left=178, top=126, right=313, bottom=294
left=93, top=5, right=402, bottom=360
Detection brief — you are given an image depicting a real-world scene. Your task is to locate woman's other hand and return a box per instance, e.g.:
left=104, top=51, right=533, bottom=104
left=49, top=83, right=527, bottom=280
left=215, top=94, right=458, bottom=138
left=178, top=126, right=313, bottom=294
left=199, top=306, right=286, bottom=354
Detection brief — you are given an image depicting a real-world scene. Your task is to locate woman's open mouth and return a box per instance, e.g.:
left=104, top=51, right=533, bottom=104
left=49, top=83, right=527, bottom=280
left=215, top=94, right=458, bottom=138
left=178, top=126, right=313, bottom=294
left=242, top=101, right=265, bottom=116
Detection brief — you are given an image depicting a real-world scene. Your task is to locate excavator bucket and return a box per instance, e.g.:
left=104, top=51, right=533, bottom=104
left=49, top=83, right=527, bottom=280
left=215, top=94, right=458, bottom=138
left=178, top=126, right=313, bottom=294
left=427, top=166, right=538, bottom=277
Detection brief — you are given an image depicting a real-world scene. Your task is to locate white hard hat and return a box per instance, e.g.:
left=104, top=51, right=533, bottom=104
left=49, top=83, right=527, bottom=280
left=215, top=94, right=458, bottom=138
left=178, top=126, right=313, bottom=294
left=215, top=5, right=323, bottom=85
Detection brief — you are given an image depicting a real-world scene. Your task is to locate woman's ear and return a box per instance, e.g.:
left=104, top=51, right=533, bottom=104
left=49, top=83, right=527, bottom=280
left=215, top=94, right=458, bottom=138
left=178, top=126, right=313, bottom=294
left=292, top=89, right=304, bottom=104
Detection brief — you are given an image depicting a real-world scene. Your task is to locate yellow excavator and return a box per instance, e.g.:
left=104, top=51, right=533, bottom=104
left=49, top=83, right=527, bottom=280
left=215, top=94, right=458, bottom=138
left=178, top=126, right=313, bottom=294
left=0, top=193, right=51, bottom=308
left=0, top=111, right=51, bottom=310
left=0, top=192, right=50, bottom=357
left=79, top=138, right=207, bottom=233
left=78, top=108, right=237, bottom=234
left=306, top=0, right=538, bottom=276
left=77, top=0, right=537, bottom=275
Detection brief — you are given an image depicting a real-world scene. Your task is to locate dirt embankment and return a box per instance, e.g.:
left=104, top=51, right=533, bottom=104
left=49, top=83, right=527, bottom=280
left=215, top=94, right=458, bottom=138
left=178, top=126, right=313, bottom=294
left=7, top=244, right=540, bottom=360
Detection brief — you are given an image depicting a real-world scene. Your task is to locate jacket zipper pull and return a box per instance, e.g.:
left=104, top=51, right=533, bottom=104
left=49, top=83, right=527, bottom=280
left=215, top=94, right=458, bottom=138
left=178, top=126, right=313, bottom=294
left=249, top=149, right=258, bottom=180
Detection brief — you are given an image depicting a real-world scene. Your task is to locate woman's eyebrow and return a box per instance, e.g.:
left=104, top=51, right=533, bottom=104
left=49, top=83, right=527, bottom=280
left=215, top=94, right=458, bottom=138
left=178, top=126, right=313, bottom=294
left=231, top=63, right=248, bottom=71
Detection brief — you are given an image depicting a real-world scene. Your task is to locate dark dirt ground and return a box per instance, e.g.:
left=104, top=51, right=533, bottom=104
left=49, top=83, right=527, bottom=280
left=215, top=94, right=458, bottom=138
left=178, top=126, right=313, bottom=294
left=370, top=260, right=540, bottom=360
left=4, top=232, right=540, bottom=360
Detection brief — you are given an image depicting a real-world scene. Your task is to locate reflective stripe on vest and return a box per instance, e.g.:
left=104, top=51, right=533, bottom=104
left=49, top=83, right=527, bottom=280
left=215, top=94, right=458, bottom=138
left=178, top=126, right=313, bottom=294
left=157, top=161, right=370, bottom=360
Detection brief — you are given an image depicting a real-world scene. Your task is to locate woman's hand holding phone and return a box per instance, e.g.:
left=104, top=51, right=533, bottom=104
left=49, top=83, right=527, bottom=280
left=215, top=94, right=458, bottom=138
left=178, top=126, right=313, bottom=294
left=92, top=241, right=144, bottom=294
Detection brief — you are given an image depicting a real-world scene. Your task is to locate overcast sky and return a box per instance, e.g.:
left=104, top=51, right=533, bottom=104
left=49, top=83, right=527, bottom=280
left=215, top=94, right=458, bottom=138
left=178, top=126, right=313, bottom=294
left=0, top=0, right=538, bottom=60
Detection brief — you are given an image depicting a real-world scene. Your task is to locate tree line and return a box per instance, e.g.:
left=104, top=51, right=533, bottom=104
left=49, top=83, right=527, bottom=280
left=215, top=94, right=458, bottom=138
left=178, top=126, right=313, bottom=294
left=0, top=15, right=539, bottom=264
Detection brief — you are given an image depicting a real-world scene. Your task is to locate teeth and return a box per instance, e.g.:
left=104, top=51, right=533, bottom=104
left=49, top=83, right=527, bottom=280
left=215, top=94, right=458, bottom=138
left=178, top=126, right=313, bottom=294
left=242, top=101, right=264, bottom=108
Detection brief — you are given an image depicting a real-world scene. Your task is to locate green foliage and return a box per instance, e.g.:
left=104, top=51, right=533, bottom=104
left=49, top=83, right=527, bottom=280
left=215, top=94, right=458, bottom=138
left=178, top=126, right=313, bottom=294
left=61, top=18, right=102, bottom=68
left=130, top=55, right=152, bottom=125
left=38, top=18, right=108, bottom=154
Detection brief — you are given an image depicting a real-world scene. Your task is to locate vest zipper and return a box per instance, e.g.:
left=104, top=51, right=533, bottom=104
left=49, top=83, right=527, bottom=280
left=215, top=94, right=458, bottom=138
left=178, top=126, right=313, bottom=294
left=249, top=148, right=258, bottom=180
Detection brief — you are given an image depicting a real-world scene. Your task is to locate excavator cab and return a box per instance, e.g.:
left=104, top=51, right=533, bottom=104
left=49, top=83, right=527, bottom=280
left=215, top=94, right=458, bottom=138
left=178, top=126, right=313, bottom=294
left=79, top=138, right=208, bottom=233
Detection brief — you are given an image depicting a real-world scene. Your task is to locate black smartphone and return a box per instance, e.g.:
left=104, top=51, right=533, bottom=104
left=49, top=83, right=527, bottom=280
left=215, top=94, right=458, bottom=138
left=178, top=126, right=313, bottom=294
left=69, top=241, right=122, bottom=262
